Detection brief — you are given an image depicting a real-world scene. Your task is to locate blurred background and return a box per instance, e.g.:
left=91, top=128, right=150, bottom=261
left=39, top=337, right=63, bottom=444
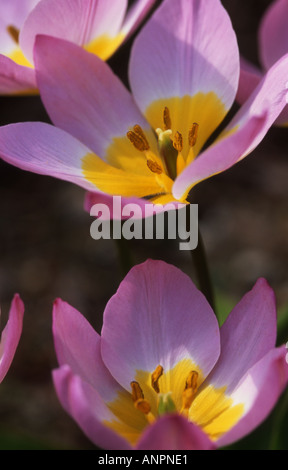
left=0, top=0, right=287, bottom=449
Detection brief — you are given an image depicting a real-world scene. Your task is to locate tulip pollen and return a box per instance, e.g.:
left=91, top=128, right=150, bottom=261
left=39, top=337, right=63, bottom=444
left=127, top=125, right=150, bottom=152
left=130, top=381, right=156, bottom=424
left=163, top=106, right=172, bottom=131
left=151, top=365, right=164, bottom=393
left=7, top=25, right=20, bottom=44
left=181, top=370, right=199, bottom=416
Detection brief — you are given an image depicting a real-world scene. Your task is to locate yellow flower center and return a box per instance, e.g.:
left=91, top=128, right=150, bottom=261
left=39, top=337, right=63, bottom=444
left=126, top=107, right=199, bottom=184
left=82, top=92, right=227, bottom=203
left=6, top=25, right=33, bottom=68
left=104, top=360, right=245, bottom=447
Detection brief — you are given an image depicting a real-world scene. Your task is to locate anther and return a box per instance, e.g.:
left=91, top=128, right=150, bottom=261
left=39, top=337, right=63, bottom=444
left=127, top=125, right=150, bottom=152
left=173, top=131, right=183, bottom=153
left=147, top=160, right=163, bottom=175
left=131, top=381, right=144, bottom=402
left=151, top=365, right=164, bottom=393
left=7, top=25, right=20, bottom=44
left=163, top=107, right=172, bottom=131
left=131, top=381, right=155, bottom=423
left=189, top=123, right=199, bottom=147
left=181, top=370, right=199, bottom=413
left=185, top=370, right=198, bottom=392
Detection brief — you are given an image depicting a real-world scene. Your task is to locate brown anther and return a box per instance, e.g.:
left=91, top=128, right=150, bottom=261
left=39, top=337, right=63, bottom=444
left=185, top=370, right=198, bottom=392
left=147, top=159, right=163, bottom=175
left=151, top=365, right=164, bottom=393
left=7, top=25, right=20, bottom=44
left=163, top=107, right=172, bottom=131
left=127, top=125, right=150, bottom=152
left=189, top=123, right=199, bottom=147
left=134, top=399, right=152, bottom=415
left=182, top=370, right=198, bottom=411
left=173, top=131, right=183, bottom=153
left=131, top=381, right=144, bottom=402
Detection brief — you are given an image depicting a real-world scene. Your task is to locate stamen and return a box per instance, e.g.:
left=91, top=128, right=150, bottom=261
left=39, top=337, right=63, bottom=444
left=151, top=365, right=164, bottom=393
left=127, top=125, right=150, bottom=152
left=189, top=123, right=199, bottom=148
left=181, top=370, right=199, bottom=415
left=130, top=381, right=155, bottom=424
left=173, top=131, right=183, bottom=153
left=7, top=25, right=19, bottom=44
left=134, top=398, right=152, bottom=415
left=163, top=107, right=172, bottom=131
left=185, top=370, right=198, bottom=391
left=147, top=160, right=163, bottom=175
left=131, top=381, right=144, bottom=402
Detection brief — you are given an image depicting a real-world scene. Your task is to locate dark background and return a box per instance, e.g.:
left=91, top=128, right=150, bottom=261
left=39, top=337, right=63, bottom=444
left=0, top=0, right=287, bottom=449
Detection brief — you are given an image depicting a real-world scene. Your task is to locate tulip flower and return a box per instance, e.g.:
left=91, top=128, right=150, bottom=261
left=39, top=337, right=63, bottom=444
left=0, top=0, right=288, bottom=205
left=52, top=260, right=288, bottom=450
left=236, top=0, right=288, bottom=126
left=0, top=294, right=24, bottom=383
left=0, top=0, right=157, bottom=94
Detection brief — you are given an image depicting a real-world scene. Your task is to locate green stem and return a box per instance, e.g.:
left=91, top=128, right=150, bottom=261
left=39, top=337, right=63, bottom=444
left=114, top=236, right=134, bottom=277
left=191, top=227, right=216, bottom=315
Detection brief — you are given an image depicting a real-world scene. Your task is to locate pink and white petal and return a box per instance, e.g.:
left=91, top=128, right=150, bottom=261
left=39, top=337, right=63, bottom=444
left=274, top=104, right=288, bottom=127
left=121, top=0, right=158, bottom=37
left=34, top=35, right=149, bottom=157
left=0, top=294, right=24, bottom=383
left=20, top=0, right=127, bottom=63
left=236, top=56, right=263, bottom=106
left=129, top=0, right=239, bottom=119
left=0, top=0, right=39, bottom=28
left=223, top=53, right=288, bottom=155
left=206, top=278, right=277, bottom=393
left=172, top=112, right=268, bottom=201
left=53, top=365, right=131, bottom=450
left=217, top=346, right=288, bottom=448
left=101, top=259, right=220, bottom=391
left=53, top=299, right=120, bottom=399
left=173, top=53, right=288, bottom=200
left=137, top=414, right=216, bottom=450
left=259, top=0, right=288, bottom=71
left=0, top=55, right=36, bottom=94
left=0, top=121, right=99, bottom=192
left=84, top=192, right=183, bottom=220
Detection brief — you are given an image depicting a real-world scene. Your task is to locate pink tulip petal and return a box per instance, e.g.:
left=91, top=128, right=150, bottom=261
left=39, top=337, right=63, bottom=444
left=84, top=192, right=183, bottom=220
left=20, top=0, right=128, bottom=63
left=0, top=55, right=36, bottom=94
left=0, top=0, right=39, bottom=28
left=207, top=278, right=277, bottom=393
left=129, top=0, right=239, bottom=120
left=121, top=0, right=158, bottom=36
left=53, top=365, right=131, bottom=450
left=259, top=0, right=288, bottom=70
left=53, top=299, right=119, bottom=399
left=217, top=346, right=288, bottom=448
left=34, top=35, right=149, bottom=157
left=101, top=260, right=220, bottom=391
left=224, top=53, right=288, bottom=155
left=136, top=414, right=216, bottom=450
left=0, top=294, right=24, bottom=382
left=172, top=112, right=267, bottom=200
left=173, top=52, right=288, bottom=200
left=0, top=121, right=99, bottom=192
left=236, top=56, right=263, bottom=106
